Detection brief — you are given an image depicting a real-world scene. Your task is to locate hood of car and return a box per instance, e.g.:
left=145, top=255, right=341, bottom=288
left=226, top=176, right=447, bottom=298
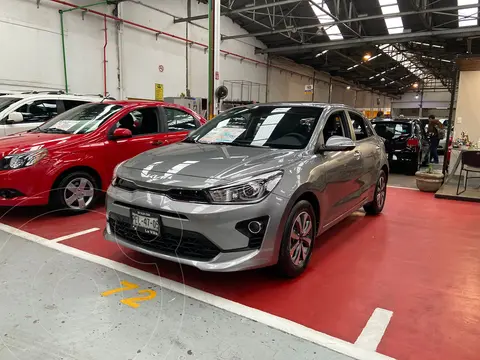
left=0, top=132, right=77, bottom=157
left=122, top=142, right=302, bottom=182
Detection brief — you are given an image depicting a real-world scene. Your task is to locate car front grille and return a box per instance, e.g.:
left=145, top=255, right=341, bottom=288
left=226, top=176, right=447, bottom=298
left=108, top=216, right=220, bottom=261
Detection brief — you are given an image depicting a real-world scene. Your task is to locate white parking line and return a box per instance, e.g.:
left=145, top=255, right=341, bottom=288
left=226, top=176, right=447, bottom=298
left=355, top=308, right=393, bottom=351
left=50, top=227, right=100, bottom=243
left=0, top=223, right=396, bottom=360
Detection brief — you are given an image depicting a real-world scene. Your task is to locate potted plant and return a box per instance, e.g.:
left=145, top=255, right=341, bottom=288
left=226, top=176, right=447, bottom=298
left=415, top=165, right=444, bottom=192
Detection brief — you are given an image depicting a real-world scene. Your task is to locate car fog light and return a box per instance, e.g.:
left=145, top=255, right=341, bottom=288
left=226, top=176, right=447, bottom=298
left=247, top=221, right=263, bottom=234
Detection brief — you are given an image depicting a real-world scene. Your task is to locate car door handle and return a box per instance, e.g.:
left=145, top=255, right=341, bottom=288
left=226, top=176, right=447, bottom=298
left=353, top=150, right=362, bottom=159
left=151, top=140, right=164, bottom=146
left=375, top=145, right=382, bottom=151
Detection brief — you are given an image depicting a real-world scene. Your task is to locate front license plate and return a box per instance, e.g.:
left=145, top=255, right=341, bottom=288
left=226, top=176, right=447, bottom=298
left=131, top=209, right=160, bottom=236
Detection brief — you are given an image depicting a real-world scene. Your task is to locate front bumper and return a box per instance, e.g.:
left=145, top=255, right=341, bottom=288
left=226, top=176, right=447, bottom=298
left=0, top=167, right=51, bottom=207
left=104, top=185, right=289, bottom=272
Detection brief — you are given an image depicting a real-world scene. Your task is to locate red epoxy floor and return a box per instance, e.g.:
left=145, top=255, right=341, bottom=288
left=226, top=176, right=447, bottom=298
left=1, top=188, right=480, bottom=360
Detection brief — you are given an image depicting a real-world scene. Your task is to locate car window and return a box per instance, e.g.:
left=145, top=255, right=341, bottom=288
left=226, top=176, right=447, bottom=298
left=372, top=122, right=411, bottom=140
left=63, top=100, right=90, bottom=111
left=0, top=97, right=21, bottom=113
left=16, top=100, right=58, bottom=123
left=323, top=111, right=348, bottom=142
left=349, top=111, right=370, bottom=140
left=114, top=107, right=159, bottom=136
left=37, top=103, right=122, bottom=134
left=165, top=108, right=198, bottom=132
left=187, top=106, right=323, bottom=149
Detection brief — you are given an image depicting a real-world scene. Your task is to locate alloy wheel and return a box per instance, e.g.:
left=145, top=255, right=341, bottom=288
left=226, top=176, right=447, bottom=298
left=376, top=174, right=387, bottom=209
left=63, top=177, right=95, bottom=210
left=289, top=211, right=313, bottom=267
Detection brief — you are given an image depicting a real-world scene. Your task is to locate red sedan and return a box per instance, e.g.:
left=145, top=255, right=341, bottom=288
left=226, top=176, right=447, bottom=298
left=0, top=100, right=206, bottom=211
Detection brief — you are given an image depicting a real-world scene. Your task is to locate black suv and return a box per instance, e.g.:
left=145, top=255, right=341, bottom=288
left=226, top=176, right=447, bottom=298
left=372, top=118, right=429, bottom=175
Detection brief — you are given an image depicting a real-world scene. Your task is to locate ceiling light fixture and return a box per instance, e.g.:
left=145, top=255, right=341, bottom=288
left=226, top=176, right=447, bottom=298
left=363, top=53, right=372, bottom=61
left=346, top=86, right=351, bottom=90
left=316, top=50, right=329, bottom=58
left=413, top=83, right=419, bottom=88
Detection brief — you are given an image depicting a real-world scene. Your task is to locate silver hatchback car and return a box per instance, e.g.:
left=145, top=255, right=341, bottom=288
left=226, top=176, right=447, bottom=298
left=104, top=103, right=389, bottom=277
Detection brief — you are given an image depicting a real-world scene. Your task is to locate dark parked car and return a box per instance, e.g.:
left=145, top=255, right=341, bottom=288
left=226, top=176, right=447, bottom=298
left=372, top=118, right=429, bottom=175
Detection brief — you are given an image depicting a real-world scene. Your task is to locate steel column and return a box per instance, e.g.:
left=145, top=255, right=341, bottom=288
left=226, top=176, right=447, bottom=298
left=208, top=0, right=221, bottom=120
left=442, top=68, right=459, bottom=176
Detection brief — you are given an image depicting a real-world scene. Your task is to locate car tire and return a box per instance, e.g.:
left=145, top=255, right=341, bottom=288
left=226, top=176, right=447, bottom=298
left=52, top=171, right=98, bottom=213
left=276, top=200, right=316, bottom=278
left=364, top=169, right=387, bottom=215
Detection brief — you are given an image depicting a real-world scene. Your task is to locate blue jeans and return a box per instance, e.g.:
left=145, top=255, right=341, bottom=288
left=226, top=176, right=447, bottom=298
left=430, top=136, right=440, bottom=164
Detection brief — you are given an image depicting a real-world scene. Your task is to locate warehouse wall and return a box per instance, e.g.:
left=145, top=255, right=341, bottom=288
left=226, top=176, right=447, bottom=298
left=0, top=0, right=267, bottom=100
left=1, top=0, right=391, bottom=107
left=454, top=71, right=480, bottom=145
left=267, top=57, right=390, bottom=110
left=391, top=90, right=454, bottom=118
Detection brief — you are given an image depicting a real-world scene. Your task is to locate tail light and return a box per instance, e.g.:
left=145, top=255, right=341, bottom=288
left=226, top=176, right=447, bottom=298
left=407, top=138, right=419, bottom=147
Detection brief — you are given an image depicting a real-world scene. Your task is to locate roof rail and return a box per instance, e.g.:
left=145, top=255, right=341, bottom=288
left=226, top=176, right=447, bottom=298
left=71, top=93, right=116, bottom=100
left=21, top=90, right=66, bottom=95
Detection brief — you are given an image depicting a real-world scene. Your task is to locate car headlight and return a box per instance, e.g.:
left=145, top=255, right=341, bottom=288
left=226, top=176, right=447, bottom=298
left=112, top=160, right=128, bottom=185
left=2, top=149, right=48, bottom=170
left=207, top=171, right=283, bottom=204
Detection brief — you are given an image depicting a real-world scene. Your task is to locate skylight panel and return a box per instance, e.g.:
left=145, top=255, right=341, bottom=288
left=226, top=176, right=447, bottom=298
left=382, top=5, right=400, bottom=14
left=458, top=0, right=478, bottom=27
left=310, top=1, right=344, bottom=40
left=379, top=0, right=404, bottom=34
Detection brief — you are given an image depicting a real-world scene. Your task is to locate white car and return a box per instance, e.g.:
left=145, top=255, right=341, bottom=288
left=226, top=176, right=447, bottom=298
left=438, top=119, right=451, bottom=153
left=0, top=92, right=107, bottom=136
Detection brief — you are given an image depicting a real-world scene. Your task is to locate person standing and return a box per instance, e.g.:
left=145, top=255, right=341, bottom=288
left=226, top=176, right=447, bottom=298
left=427, top=114, right=444, bottom=164
left=372, top=111, right=384, bottom=121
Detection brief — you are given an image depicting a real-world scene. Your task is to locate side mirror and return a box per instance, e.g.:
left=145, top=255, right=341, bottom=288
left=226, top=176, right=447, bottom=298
left=318, top=136, right=356, bottom=152
left=6, top=112, right=23, bottom=124
left=111, top=128, right=132, bottom=139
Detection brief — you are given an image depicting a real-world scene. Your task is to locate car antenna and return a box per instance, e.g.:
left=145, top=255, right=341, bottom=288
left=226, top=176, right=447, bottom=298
left=101, top=93, right=110, bottom=103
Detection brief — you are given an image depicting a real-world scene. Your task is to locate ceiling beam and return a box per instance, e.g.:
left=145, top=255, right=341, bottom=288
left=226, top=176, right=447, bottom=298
left=223, top=3, right=480, bottom=40
left=174, top=0, right=304, bottom=23
left=256, top=26, right=480, bottom=54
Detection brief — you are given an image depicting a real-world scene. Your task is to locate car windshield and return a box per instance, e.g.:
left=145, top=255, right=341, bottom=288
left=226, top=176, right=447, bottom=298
left=186, top=106, right=323, bottom=149
left=0, top=97, right=21, bottom=113
left=36, top=103, right=122, bottom=134
left=373, top=122, right=412, bottom=140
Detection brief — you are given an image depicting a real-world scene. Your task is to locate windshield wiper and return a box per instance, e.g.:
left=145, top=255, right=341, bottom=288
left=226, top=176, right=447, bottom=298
left=182, top=138, right=197, bottom=143
left=42, top=128, right=71, bottom=134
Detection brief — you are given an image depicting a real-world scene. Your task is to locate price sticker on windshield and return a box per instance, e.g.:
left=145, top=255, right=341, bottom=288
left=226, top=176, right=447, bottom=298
left=53, top=120, right=80, bottom=131
left=201, top=127, right=245, bottom=143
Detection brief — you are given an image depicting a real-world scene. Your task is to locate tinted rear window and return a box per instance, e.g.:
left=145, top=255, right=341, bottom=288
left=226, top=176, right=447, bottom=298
left=372, top=122, right=412, bottom=140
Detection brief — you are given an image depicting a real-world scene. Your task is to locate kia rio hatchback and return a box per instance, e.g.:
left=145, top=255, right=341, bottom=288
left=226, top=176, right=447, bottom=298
left=105, top=103, right=389, bottom=277
left=0, top=100, right=205, bottom=211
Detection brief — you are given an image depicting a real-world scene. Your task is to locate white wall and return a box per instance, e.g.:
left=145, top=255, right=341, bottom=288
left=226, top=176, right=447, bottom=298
left=0, top=0, right=267, bottom=100
left=1, top=0, right=392, bottom=107
left=391, top=90, right=453, bottom=109
left=266, top=56, right=390, bottom=109
left=454, top=71, right=480, bottom=145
